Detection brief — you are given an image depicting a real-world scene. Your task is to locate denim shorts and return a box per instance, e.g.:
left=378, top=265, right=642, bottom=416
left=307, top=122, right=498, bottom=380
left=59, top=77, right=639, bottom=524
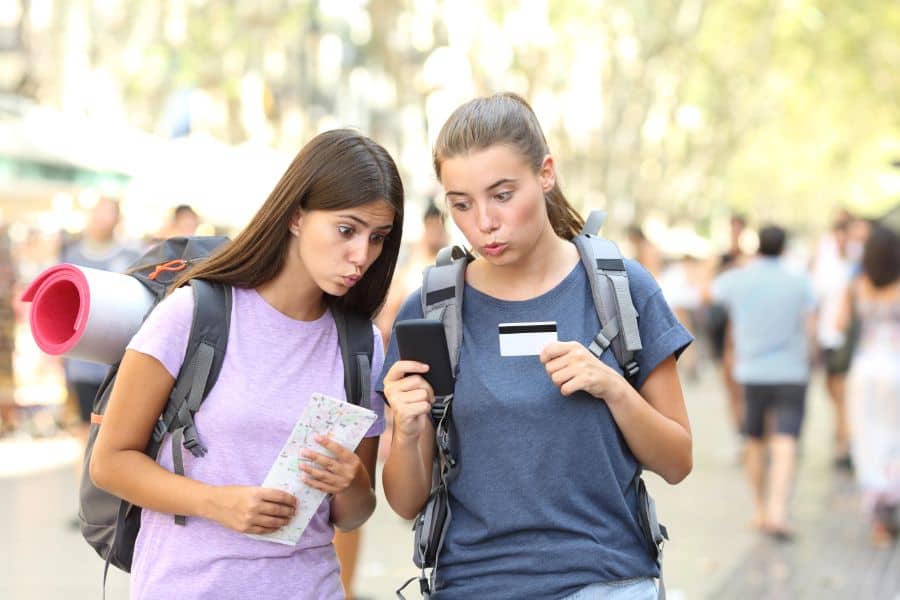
left=560, top=578, right=658, bottom=600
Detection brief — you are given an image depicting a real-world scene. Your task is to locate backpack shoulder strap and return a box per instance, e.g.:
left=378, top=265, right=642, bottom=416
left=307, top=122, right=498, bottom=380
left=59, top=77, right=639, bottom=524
left=573, top=211, right=643, bottom=381
left=151, top=280, right=231, bottom=524
left=420, top=245, right=473, bottom=376
left=332, top=306, right=375, bottom=409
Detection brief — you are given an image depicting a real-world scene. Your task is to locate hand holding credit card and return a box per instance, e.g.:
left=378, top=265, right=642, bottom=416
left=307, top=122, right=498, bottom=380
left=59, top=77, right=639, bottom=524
left=499, top=321, right=558, bottom=356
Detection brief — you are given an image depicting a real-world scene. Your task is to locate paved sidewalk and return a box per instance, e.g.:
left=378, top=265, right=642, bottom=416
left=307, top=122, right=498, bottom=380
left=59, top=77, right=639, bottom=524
left=0, top=369, right=896, bottom=599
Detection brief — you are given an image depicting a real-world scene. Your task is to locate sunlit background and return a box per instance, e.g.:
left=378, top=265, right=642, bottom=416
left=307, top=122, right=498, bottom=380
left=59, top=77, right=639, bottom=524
left=2, top=1, right=898, bottom=237
left=1, top=1, right=899, bottom=598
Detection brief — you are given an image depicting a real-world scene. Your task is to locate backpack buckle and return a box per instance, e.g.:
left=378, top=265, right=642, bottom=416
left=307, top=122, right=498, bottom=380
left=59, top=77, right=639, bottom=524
left=624, top=360, right=640, bottom=380
left=181, top=426, right=208, bottom=458
left=152, top=418, right=168, bottom=442
left=437, top=427, right=456, bottom=469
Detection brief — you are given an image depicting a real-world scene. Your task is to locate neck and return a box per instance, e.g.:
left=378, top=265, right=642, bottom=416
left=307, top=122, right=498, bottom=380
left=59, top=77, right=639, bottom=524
left=256, top=263, right=327, bottom=322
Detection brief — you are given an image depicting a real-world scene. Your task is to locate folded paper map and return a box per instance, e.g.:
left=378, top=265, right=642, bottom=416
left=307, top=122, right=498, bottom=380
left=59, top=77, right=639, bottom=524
left=247, top=392, right=377, bottom=545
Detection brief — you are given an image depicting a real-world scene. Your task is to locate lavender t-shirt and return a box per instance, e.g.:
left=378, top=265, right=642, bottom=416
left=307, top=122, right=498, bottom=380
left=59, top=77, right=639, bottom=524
left=126, top=286, right=385, bottom=600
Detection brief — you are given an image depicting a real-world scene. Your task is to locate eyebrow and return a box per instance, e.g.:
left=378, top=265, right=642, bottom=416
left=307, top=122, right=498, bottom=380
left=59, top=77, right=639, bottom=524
left=338, top=214, right=393, bottom=230
left=446, top=177, right=517, bottom=198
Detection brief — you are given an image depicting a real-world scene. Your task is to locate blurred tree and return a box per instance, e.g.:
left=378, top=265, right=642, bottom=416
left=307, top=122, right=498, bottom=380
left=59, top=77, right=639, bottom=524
left=18, top=0, right=898, bottom=227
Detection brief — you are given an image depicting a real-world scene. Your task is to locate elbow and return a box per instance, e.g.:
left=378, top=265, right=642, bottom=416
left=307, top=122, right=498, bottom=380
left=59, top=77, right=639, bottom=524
left=662, top=451, right=693, bottom=485
left=334, top=493, right=377, bottom=532
left=89, top=448, right=114, bottom=493
left=386, top=495, right=423, bottom=521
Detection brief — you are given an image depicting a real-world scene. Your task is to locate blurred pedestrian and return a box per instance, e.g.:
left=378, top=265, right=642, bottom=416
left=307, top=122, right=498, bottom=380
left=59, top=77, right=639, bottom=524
left=60, top=197, right=141, bottom=440
left=626, top=224, right=663, bottom=277
left=843, top=219, right=900, bottom=547
left=659, top=254, right=704, bottom=380
left=813, top=216, right=857, bottom=469
left=381, top=93, right=693, bottom=598
left=708, top=215, right=748, bottom=440
left=712, top=225, right=816, bottom=540
left=89, top=130, right=403, bottom=599
left=153, top=204, right=201, bottom=242
left=376, top=202, right=450, bottom=342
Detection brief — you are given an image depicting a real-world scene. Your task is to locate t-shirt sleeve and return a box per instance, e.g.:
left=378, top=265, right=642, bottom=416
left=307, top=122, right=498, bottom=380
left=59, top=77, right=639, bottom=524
left=626, top=260, right=695, bottom=390
left=126, top=286, right=193, bottom=379
left=364, top=325, right=387, bottom=437
left=376, top=289, right=425, bottom=399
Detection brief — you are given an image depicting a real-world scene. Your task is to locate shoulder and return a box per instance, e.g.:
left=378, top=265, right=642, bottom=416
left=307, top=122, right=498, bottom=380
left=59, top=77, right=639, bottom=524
left=396, top=287, right=425, bottom=321
left=161, top=284, right=197, bottom=315
left=623, top=258, right=663, bottom=307
left=141, top=285, right=196, bottom=337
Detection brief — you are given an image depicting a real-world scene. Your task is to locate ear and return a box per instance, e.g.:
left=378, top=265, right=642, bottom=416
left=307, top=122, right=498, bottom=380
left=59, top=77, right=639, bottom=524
left=539, top=155, right=556, bottom=193
left=289, top=209, right=304, bottom=236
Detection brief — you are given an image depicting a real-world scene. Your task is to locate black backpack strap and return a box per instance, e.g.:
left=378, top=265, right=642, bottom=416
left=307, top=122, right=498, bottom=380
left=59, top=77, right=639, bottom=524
left=148, top=280, right=231, bottom=525
left=573, top=211, right=643, bottom=381
left=332, top=306, right=375, bottom=409
left=420, top=245, right=473, bottom=379
left=633, top=468, right=668, bottom=600
left=399, top=246, right=472, bottom=598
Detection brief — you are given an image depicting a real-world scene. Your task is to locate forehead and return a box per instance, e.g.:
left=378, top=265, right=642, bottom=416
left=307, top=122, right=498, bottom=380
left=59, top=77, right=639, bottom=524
left=440, top=145, right=532, bottom=190
left=326, top=198, right=395, bottom=223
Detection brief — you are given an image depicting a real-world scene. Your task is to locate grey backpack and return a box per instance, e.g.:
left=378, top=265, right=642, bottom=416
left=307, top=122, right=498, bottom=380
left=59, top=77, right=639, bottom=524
left=79, top=237, right=375, bottom=584
left=399, top=211, right=668, bottom=599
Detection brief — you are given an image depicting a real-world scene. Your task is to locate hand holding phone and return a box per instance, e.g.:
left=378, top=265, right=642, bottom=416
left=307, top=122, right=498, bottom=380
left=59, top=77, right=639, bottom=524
left=393, top=319, right=455, bottom=397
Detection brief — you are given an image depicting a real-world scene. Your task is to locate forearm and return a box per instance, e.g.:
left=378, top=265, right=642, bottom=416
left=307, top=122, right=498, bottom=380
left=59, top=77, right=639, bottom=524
left=90, top=448, right=216, bottom=519
left=330, top=467, right=376, bottom=531
left=383, top=432, right=432, bottom=519
left=605, top=379, right=693, bottom=484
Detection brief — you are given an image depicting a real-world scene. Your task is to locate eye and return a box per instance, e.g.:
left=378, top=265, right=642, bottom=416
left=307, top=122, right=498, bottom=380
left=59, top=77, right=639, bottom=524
left=337, top=225, right=354, bottom=237
left=450, top=200, right=470, bottom=212
left=370, top=232, right=387, bottom=244
left=495, top=190, right=512, bottom=202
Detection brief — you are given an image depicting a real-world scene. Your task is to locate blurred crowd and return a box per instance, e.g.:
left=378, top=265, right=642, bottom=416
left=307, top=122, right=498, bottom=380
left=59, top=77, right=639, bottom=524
left=624, top=206, right=900, bottom=546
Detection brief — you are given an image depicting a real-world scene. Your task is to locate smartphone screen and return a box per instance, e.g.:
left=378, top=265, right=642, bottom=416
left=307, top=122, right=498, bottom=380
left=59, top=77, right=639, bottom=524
left=394, top=319, right=455, bottom=397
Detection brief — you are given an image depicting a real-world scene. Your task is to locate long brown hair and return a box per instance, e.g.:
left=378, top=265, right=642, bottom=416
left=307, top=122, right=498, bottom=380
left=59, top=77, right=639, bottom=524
left=175, top=129, right=404, bottom=318
left=433, top=92, right=584, bottom=240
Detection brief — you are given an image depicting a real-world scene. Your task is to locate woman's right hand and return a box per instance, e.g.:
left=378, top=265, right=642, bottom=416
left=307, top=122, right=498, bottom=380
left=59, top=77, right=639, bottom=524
left=206, top=485, right=297, bottom=534
left=382, top=360, right=435, bottom=443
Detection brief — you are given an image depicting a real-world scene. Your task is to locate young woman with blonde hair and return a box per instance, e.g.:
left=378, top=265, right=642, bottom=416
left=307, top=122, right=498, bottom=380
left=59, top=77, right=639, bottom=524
left=381, top=94, right=693, bottom=599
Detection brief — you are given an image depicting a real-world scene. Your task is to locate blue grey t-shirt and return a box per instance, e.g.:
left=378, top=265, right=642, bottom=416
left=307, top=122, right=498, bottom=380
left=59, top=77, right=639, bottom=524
left=379, top=258, right=693, bottom=599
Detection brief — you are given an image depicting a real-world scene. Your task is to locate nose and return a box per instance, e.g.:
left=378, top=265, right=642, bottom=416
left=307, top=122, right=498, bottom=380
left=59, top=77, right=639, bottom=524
left=348, top=237, right=370, bottom=269
left=476, top=201, right=498, bottom=233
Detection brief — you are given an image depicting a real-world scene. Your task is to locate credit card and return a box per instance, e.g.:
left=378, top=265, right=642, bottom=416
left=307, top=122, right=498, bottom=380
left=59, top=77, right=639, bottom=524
left=498, top=321, right=558, bottom=356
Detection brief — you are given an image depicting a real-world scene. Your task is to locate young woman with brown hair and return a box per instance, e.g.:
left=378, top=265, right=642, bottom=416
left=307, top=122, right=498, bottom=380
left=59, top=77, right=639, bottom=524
left=90, top=129, right=404, bottom=599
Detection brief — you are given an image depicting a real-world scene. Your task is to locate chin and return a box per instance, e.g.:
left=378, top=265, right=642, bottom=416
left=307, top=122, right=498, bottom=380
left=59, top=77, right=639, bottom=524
left=326, top=284, right=352, bottom=297
left=481, top=250, right=518, bottom=267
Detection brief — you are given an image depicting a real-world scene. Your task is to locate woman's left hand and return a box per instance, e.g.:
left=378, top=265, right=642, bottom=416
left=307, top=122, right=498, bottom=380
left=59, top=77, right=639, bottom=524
left=299, top=435, right=365, bottom=496
left=540, top=341, right=623, bottom=400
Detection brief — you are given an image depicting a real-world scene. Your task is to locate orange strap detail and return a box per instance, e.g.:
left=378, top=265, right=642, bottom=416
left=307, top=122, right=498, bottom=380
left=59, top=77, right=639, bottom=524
left=148, top=259, right=188, bottom=281
left=90, top=413, right=103, bottom=425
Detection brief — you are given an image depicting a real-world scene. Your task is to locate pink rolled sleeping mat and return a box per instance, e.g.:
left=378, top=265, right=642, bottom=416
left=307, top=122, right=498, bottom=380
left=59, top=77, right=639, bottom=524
left=21, top=264, right=156, bottom=365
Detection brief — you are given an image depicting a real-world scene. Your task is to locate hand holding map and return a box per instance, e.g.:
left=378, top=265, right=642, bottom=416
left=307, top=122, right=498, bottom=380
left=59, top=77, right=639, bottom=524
left=247, top=393, right=377, bottom=545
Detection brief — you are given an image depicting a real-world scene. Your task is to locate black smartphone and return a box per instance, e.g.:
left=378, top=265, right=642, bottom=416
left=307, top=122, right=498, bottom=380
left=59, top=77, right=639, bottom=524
left=393, top=318, right=455, bottom=397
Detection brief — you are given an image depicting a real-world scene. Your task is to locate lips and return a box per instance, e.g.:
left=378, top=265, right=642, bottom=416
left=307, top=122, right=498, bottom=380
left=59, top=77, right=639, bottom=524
left=481, top=243, right=508, bottom=257
left=341, top=275, right=360, bottom=287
